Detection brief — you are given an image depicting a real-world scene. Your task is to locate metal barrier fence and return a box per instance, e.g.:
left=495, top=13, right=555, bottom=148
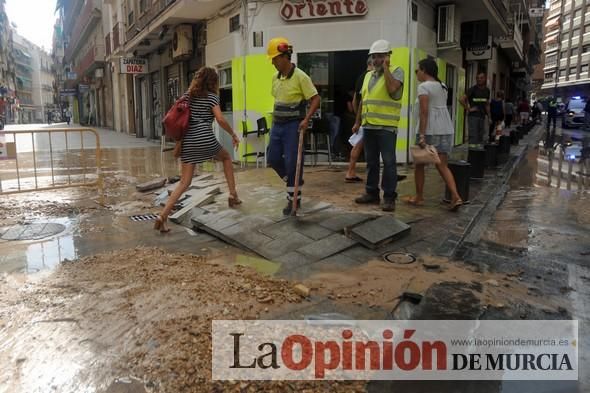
left=0, top=128, right=102, bottom=195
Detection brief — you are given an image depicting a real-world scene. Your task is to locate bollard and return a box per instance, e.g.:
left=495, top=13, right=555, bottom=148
left=498, top=135, right=511, bottom=165
left=547, top=149, right=553, bottom=187
left=445, top=160, right=470, bottom=203
left=468, top=147, right=486, bottom=179
left=485, top=143, right=499, bottom=168
left=567, top=158, right=573, bottom=190
left=510, top=130, right=519, bottom=145
left=557, top=150, right=564, bottom=189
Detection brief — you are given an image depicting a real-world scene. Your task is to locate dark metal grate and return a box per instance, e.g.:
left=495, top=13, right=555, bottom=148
left=129, top=214, right=158, bottom=222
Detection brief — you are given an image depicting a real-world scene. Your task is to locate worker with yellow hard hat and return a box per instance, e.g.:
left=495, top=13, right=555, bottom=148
left=352, top=39, right=404, bottom=212
left=266, top=37, right=321, bottom=215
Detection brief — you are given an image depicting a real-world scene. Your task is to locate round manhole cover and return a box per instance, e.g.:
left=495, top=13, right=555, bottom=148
left=383, top=252, right=416, bottom=265
left=1, top=223, right=66, bottom=241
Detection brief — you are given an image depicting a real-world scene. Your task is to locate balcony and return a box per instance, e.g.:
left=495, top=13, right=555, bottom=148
left=497, top=24, right=524, bottom=61
left=74, top=45, right=105, bottom=77
left=127, top=0, right=177, bottom=42
left=65, top=0, right=101, bottom=62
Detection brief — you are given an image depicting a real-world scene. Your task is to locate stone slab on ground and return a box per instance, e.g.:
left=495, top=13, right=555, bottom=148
left=258, top=219, right=333, bottom=241
left=349, top=216, right=411, bottom=249
left=317, top=213, right=376, bottom=233
left=296, top=233, right=358, bottom=261
left=254, top=232, right=316, bottom=261
left=313, top=253, right=364, bottom=270
left=169, top=186, right=220, bottom=223
left=136, top=178, right=166, bottom=192
left=341, top=245, right=382, bottom=263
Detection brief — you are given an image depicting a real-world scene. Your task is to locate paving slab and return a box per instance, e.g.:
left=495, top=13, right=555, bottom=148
left=318, top=213, right=376, bottom=232
left=296, top=233, right=358, bottom=260
left=341, top=245, right=382, bottom=263
left=349, top=216, right=411, bottom=249
left=254, top=232, right=316, bottom=260
left=274, top=251, right=312, bottom=269
left=230, top=230, right=275, bottom=251
left=313, top=253, right=364, bottom=269
left=258, top=219, right=333, bottom=241
left=221, top=215, right=275, bottom=237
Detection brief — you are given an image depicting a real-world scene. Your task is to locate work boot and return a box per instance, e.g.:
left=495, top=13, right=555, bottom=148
left=283, top=199, right=301, bottom=216
left=355, top=194, right=380, bottom=204
left=382, top=198, right=396, bottom=212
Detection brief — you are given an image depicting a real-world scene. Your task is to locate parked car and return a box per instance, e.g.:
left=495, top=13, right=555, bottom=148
left=562, top=96, right=586, bottom=129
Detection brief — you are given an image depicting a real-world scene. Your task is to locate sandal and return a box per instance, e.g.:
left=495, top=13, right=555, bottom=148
left=402, top=196, right=425, bottom=206
left=345, top=176, right=363, bottom=183
left=153, top=216, right=171, bottom=233
left=449, top=199, right=464, bottom=212
left=228, top=194, right=243, bottom=208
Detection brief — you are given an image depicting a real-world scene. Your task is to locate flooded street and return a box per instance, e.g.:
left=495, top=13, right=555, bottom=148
left=0, top=124, right=588, bottom=391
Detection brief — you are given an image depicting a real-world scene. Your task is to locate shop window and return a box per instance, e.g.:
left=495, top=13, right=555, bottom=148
left=218, top=65, right=233, bottom=112
left=229, top=14, right=240, bottom=33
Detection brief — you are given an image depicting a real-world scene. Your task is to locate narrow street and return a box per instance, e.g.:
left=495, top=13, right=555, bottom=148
left=0, top=123, right=587, bottom=392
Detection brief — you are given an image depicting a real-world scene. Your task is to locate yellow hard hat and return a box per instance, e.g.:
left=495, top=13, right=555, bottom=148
left=267, top=37, right=291, bottom=59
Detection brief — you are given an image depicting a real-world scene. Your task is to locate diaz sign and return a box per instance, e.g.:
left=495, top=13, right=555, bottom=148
left=280, top=0, right=368, bottom=21
left=120, top=58, right=148, bottom=74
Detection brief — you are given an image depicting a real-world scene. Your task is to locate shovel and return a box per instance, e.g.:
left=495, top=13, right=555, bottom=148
left=291, top=127, right=306, bottom=216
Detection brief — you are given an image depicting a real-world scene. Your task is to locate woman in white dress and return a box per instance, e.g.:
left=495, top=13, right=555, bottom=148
left=404, top=58, right=462, bottom=211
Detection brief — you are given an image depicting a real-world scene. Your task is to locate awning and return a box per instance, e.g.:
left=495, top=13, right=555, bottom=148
left=545, top=17, right=560, bottom=29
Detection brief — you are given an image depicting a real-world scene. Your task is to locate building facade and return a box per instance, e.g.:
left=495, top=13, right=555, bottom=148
left=542, top=0, right=590, bottom=98
left=0, top=0, right=17, bottom=125
left=56, top=0, right=541, bottom=163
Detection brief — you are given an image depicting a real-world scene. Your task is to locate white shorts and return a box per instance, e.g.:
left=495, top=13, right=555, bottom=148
left=520, top=112, right=529, bottom=121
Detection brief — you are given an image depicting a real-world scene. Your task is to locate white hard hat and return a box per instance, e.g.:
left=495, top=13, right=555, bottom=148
left=369, top=39, right=391, bottom=55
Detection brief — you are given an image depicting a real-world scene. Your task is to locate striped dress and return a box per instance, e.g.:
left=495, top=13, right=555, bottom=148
left=180, top=93, right=223, bottom=164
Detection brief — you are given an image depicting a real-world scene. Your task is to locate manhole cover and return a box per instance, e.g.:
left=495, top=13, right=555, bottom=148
left=129, top=214, right=158, bottom=222
left=1, top=223, right=66, bottom=241
left=383, top=252, right=416, bottom=265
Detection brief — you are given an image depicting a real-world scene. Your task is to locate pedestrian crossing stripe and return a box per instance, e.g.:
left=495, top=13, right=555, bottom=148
left=129, top=214, right=158, bottom=222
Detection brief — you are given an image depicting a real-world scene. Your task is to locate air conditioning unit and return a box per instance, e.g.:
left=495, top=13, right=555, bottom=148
left=172, top=25, right=193, bottom=60
left=437, top=5, right=455, bottom=45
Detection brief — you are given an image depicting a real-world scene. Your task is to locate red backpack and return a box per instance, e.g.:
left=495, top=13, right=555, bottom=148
left=163, top=95, right=190, bottom=141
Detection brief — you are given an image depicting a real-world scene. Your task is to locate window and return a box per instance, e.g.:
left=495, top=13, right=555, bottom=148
left=585, top=24, right=590, bottom=33
left=229, top=14, right=240, bottom=33
left=139, top=0, right=147, bottom=14
left=560, top=69, right=567, bottom=77
left=570, top=66, right=578, bottom=74
left=561, top=50, right=568, bottom=58
left=575, top=9, right=582, bottom=18
left=572, top=28, right=581, bottom=37
left=572, top=47, right=579, bottom=56
left=564, top=15, right=571, bottom=25
left=584, top=45, right=590, bottom=53
left=582, top=64, right=589, bottom=73
left=546, top=54, right=557, bottom=64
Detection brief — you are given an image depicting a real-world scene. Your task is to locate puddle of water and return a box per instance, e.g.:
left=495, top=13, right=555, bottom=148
left=0, top=218, right=79, bottom=274
left=229, top=254, right=281, bottom=276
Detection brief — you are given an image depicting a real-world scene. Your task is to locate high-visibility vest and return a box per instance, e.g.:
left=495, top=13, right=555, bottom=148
left=361, top=66, right=402, bottom=128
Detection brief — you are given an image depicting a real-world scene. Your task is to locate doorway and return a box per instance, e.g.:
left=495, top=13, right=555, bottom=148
left=298, top=50, right=367, bottom=160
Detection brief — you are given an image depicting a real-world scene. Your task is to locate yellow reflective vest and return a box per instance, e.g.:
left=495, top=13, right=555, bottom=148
left=361, top=67, right=402, bottom=128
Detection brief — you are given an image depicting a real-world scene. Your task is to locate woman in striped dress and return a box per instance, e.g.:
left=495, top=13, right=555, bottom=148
left=155, top=67, right=241, bottom=233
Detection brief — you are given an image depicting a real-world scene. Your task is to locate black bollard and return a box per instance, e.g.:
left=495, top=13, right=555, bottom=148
left=445, top=160, right=470, bottom=203
left=498, top=135, right=511, bottom=165
left=468, top=147, right=486, bottom=179
left=510, top=130, right=519, bottom=145
left=485, top=143, right=499, bottom=168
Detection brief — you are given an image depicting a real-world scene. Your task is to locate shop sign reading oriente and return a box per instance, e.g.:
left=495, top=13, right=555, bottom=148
left=280, top=0, right=368, bottom=21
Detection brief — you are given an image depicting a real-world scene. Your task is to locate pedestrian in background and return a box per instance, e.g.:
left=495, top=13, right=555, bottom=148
left=504, top=98, right=514, bottom=128
left=345, top=57, right=374, bottom=183
left=353, top=39, right=404, bottom=212
left=461, top=72, right=490, bottom=146
left=156, top=67, right=241, bottom=233
left=489, top=91, right=505, bottom=142
left=403, top=58, right=462, bottom=211
left=266, top=37, right=320, bottom=215
left=518, top=98, right=530, bottom=126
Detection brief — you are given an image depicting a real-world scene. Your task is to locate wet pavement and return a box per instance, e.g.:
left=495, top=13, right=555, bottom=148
left=0, top=123, right=588, bottom=392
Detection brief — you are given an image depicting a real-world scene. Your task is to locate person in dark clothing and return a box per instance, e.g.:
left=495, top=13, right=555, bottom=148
left=504, top=98, right=514, bottom=128
left=460, top=72, right=491, bottom=145
left=546, top=97, right=559, bottom=148
left=489, top=91, right=505, bottom=142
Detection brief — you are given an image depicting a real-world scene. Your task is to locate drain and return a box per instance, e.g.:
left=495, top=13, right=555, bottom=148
left=1, top=223, right=66, bottom=241
left=383, top=252, right=416, bottom=265
left=129, top=214, right=158, bottom=222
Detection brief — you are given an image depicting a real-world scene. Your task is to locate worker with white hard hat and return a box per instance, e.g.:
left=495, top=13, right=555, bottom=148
left=352, top=39, right=404, bottom=212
